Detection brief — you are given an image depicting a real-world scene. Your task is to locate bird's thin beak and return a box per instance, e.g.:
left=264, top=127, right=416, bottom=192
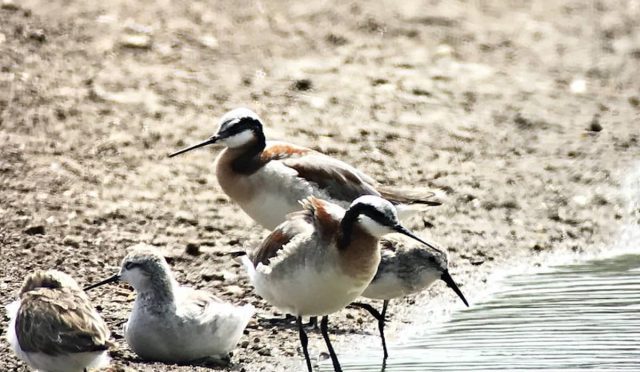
left=168, top=135, right=218, bottom=158
left=394, top=225, right=441, bottom=253
left=440, top=269, right=469, bottom=307
left=84, top=274, right=120, bottom=291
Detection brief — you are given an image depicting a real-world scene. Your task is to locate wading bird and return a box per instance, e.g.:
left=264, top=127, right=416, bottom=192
left=238, top=195, right=442, bottom=372
left=352, top=235, right=469, bottom=360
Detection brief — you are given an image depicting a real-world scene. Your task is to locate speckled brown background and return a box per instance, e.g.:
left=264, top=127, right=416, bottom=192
left=1, top=0, right=639, bottom=371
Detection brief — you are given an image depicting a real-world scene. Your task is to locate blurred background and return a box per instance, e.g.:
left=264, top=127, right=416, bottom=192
left=1, top=0, right=639, bottom=371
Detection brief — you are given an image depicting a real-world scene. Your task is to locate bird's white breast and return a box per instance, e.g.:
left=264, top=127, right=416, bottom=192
left=240, top=161, right=331, bottom=230
left=362, top=267, right=442, bottom=300
left=361, top=273, right=407, bottom=300
left=252, top=260, right=372, bottom=316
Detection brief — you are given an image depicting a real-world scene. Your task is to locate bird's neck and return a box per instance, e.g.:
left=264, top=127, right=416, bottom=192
left=136, top=274, right=177, bottom=309
left=337, top=217, right=381, bottom=280
left=229, top=135, right=267, bottom=174
left=338, top=209, right=364, bottom=250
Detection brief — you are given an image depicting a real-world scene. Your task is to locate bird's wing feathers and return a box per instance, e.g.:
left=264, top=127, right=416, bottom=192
left=16, top=289, right=110, bottom=355
left=250, top=210, right=312, bottom=267
left=264, top=141, right=440, bottom=206
left=282, top=153, right=381, bottom=203
left=176, top=288, right=224, bottom=321
left=177, top=288, right=254, bottom=332
left=378, top=186, right=441, bottom=206
left=250, top=196, right=340, bottom=268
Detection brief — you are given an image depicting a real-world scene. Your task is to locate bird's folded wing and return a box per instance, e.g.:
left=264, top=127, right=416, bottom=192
left=250, top=211, right=313, bottom=268
left=16, top=290, right=110, bottom=355
left=282, top=153, right=380, bottom=203
left=377, top=186, right=440, bottom=206
left=179, top=289, right=254, bottom=326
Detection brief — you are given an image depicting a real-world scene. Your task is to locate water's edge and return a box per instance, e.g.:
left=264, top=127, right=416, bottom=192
left=322, top=164, right=640, bottom=371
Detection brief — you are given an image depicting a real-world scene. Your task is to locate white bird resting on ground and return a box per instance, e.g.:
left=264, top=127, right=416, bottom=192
left=85, top=246, right=254, bottom=364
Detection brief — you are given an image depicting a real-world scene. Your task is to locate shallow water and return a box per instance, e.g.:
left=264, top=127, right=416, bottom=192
left=330, top=253, right=640, bottom=371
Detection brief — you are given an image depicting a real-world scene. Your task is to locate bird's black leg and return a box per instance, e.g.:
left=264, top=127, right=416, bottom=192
left=297, top=316, right=313, bottom=372
left=378, top=300, right=390, bottom=360
left=307, top=316, right=319, bottom=330
left=320, top=315, right=342, bottom=372
left=349, top=302, right=383, bottom=321
left=349, top=301, right=390, bottom=360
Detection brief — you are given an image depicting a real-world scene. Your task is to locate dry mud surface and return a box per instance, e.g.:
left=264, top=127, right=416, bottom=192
left=1, top=0, right=639, bottom=371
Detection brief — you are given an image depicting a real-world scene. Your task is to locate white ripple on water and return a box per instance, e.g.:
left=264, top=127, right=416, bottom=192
left=330, top=253, right=640, bottom=371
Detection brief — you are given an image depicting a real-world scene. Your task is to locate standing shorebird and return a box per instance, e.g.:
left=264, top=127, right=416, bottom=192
left=351, top=235, right=469, bottom=360
left=168, top=107, right=440, bottom=230
left=238, top=195, right=441, bottom=372
left=6, top=270, right=111, bottom=372
left=85, top=247, right=254, bottom=364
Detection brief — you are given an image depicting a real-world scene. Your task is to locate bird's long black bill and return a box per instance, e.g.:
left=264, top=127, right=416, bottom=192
left=394, top=225, right=441, bottom=253
left=168, top=136, right=218, bottom=158
left=441, top=269, right=469, bottom=307
left=84, top=274, right=120, bottom=291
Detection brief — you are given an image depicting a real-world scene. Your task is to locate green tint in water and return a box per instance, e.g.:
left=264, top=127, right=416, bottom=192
left=332, top=254, right=640, bottom=371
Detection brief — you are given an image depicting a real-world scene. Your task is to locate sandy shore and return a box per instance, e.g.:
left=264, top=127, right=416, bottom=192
left=1, top=1, right=639, bottom=371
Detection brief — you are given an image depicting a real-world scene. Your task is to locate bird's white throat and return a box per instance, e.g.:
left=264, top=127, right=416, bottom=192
left=358, top=215, right=394, bottom=238
left=221, top=130, right=255, bottom=148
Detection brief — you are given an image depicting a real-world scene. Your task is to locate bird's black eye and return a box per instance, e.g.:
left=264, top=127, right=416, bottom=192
left=124, top=262, right=139, bottom=270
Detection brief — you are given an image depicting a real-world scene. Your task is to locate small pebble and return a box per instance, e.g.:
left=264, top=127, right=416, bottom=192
left=291, top=79, right=312, bottom=91
left=200, top=269, right=224, bottom=282
left=570, top=78, right=587, bottom=94
left=119, top=34, right=152, bottom=49
left=28, top=29, right=46, bottom=42
left=199, top=34, right=219, bottom=49
left=225, top=285, right=244, bottom=296
left=588, top=114, right=603, bottom=132
left=1, top=0, right=19, bottom=10
left=175, top=210, right=198, bottom=225
left=185, top=242, right=200, bottom=256
left=63, top=235, right=82, bottom=248
left=23, top=225, right=45, bottom=235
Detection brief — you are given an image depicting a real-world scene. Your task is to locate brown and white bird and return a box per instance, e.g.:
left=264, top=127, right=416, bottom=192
left=168, top=108, right=440, bottom=230
left=6, top=270, right=111, bottom=372
left=238, top=195, right=440, bottom=372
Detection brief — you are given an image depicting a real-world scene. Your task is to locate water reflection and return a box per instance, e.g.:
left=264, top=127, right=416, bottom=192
left=332, top=254, right=640, bottom=371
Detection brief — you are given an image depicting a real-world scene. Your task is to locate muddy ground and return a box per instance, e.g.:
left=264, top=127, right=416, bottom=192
left=1, top=0, right=639, bottom=371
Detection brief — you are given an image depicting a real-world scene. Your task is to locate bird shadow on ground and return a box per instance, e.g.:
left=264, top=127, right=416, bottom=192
left=252, top=315, right=374, bottom=336
left=115, top=354, right=239, bottom=370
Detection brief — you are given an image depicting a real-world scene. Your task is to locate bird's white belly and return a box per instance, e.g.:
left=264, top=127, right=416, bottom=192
left=253, top=266, right=370, bottom=316
left=241, top=191, right=302, bottom=230
left=361, top=273, right=407, bottom=300
left=362, top=270, right=441, bottom=300
left=19, top=351, right=108, bottom=372
left=235, top=162, right=336, bottom=230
